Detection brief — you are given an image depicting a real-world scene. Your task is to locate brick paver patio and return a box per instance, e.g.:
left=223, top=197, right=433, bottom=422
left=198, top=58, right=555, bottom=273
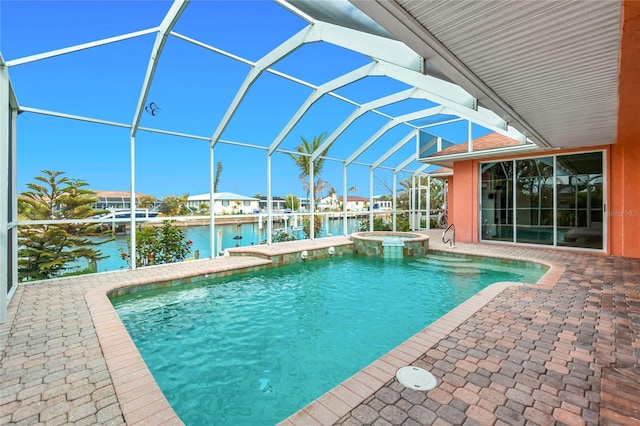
left=1, top=232, right=639, bottom=425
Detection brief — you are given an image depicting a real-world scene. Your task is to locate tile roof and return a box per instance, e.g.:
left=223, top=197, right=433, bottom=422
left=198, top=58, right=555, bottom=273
left=94, top=190, right=150, bottom=198
left=429, top=167, right=453, bottom=174
left=426, top=132, right=526, bottom=158
left=188, top=192, right=259, bottom=201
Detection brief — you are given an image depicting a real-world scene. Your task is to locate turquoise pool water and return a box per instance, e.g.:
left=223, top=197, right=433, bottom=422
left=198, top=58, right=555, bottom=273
left=112, top=254, right=544, bottom=425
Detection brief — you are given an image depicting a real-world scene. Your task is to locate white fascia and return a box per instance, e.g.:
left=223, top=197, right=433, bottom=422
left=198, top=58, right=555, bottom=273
left=267, top=62, right=379, bottom=155
left=421, top=143, right=541, bottom=165
left=345, top=106, right=443, bottom=166
left=311, top=87, right=420, bottom=161
left=131, top=0, right=189, bottom=137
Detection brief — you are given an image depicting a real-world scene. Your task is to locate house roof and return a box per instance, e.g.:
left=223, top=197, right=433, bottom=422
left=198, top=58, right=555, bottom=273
left=421, top=132, right=542, bottom=167
left=215, top=192, right=259, bottom=201
left=427, top=133, right=527, bottom=157
left=94, top=190, right=151, bottom=199
left=345, top=196, right=368, bottom=202
left=188, top=192, right=259, bottom=202
left=429, top=167, right=453, bottom=175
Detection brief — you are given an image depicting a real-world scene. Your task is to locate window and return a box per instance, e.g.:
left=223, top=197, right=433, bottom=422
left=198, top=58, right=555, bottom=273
left=222, top=200, right=229, bottom=206
left=480, top=161, right=513, bottom=241
left=243, top=200, right=250, bottom=206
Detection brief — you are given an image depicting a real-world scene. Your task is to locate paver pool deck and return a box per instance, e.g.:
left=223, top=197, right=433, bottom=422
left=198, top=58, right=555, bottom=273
left=1, top=230, right=638, bottom=425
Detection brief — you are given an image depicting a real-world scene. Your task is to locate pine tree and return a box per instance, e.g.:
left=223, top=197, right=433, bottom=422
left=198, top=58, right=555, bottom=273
left=18, top=170, right=108, bottom=281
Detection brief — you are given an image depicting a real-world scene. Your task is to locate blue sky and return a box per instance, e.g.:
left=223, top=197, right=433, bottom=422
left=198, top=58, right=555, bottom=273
left=2, top=0, right=490, bottom=199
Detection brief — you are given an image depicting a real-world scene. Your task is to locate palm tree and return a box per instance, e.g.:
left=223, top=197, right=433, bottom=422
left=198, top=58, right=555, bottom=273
left=214, top=161, right=223, bottom=193
left=138, top=194, right=157, bottom=209
left=288, top=133, right=332, bottom=204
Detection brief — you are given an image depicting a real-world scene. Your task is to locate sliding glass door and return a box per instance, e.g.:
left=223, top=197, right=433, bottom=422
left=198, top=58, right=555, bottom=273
left=480, top=151, right=604, bottom=250
left=515, top=157, right=554, bottom=245
left=556, top=152, right=603, bottom=249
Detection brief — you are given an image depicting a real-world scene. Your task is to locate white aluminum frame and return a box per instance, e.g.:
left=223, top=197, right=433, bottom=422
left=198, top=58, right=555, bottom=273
left=1, top=0, right=540, bottom=320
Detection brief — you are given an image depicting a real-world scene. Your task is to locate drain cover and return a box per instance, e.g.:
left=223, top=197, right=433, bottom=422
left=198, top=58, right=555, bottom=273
left=396, top=366, right=437, bottom=391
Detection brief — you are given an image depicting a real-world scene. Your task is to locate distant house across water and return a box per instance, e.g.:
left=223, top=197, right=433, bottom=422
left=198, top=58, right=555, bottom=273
left=93, top=190, right=161, bottom=211
left=258, top=196, right=287, bottom=212
left=187, top=192, right=260, bottom=215
left=317, top=194, right=378, bottom=211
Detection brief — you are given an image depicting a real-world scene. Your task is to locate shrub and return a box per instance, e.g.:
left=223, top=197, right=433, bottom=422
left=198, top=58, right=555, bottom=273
left=358, top=217, right=391, bottom=231
left=272, top=230, right=297, bottom=243
left=120, top=221, right=192, bottom=268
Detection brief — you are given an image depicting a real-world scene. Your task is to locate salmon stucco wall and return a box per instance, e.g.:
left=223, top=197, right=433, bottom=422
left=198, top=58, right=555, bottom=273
left=610, top=0, right=640, bottom=258
left=451, top=161, right=478, bottom=242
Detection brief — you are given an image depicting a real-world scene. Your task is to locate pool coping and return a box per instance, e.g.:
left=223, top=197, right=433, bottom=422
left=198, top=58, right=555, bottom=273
left=83, top=237, right=565, bottom=425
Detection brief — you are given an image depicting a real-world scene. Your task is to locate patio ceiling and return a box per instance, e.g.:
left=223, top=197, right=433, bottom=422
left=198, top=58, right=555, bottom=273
left=350, top=0, right=623, bottom=149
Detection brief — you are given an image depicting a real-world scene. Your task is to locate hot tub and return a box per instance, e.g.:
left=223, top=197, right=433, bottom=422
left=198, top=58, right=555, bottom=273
left=350, top=231, right=429, bottom=258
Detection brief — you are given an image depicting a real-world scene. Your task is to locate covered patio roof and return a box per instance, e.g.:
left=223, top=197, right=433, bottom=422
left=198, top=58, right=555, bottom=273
left=352, top=0, right=623, bottom=150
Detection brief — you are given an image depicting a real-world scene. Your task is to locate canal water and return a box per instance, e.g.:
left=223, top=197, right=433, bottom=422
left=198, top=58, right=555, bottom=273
left=95, top=218, right=363, bottom=273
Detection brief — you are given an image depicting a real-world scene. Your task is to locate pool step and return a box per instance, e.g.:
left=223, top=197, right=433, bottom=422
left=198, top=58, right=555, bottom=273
left=417, top=256, right=498, bottom=273
left=421, top=255, right=473, bottom=264
left=417, top=255, right=543, bottom=282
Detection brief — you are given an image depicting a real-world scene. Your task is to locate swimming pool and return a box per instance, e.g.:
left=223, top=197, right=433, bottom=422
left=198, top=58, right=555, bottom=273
left=111, top=254, right=544, bottom=425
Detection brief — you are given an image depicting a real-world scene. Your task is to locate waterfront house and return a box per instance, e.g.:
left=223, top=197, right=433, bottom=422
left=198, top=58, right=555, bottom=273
left=93, top=190, right=160, bottom=211
left=187, top=192, right=260, bottom=215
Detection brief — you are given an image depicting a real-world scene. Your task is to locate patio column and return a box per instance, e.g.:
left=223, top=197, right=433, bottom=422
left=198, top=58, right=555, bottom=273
left=392, top=172, right=397, bottom=231
left=343, top=164, right=348, bottom=235
left=214, top=145, right=217, bottom=259
left=411, top=174, right=416, bottom=230
left=427, top=175, right=431, bottom=229
left=0, top=63, right=17, bottom=322
left=369, top=167, right=374, bottom=232
left=267, top=154, right=273, bottom=244
left=129, top=135, right=137, bottom=270
left=309, top=160, right=315, bottom=239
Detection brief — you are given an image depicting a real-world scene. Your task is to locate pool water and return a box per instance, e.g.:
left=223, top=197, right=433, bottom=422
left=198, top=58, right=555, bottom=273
left=112, top=254, right=544, bottom=425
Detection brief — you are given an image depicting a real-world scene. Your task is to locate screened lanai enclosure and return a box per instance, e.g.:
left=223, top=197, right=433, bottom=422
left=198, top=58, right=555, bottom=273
left=2, top=0, right=550, bottom=321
